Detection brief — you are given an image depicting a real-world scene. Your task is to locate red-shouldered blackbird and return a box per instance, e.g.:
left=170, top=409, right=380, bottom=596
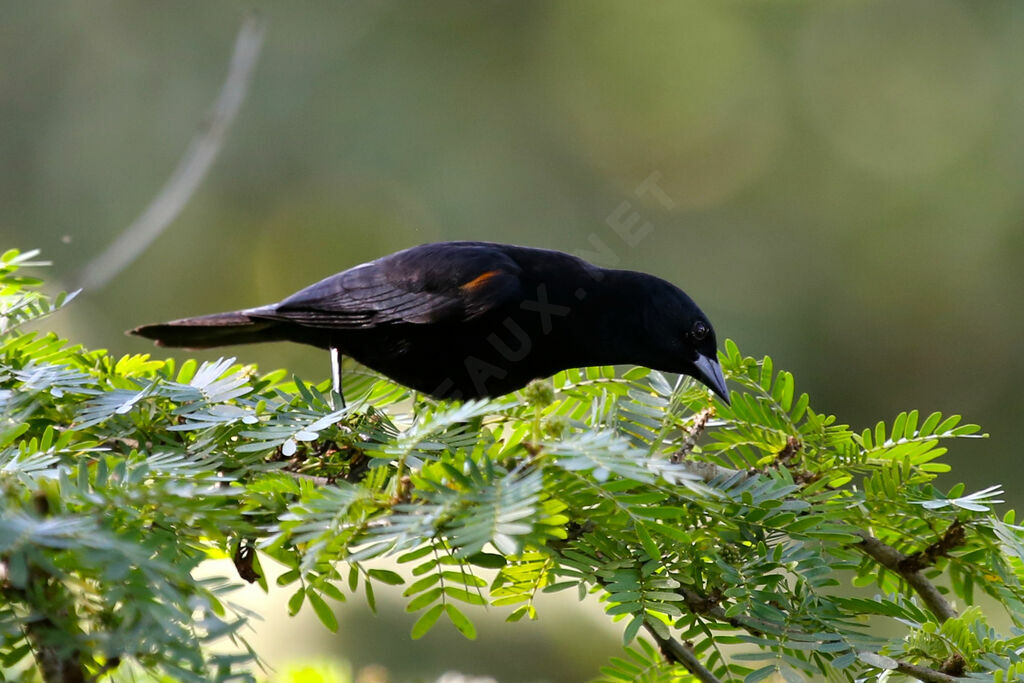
left=130, top=241, right=729, bottom=403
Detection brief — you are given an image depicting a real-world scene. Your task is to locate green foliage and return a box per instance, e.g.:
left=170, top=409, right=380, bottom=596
left=2, top=249, right=1022, bottom=682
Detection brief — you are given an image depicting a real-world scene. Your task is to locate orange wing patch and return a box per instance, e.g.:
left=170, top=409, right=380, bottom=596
left=461, top=270, right=501, bottom=291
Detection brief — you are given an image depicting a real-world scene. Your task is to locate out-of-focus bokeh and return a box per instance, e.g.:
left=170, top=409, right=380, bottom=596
left=4, top=1, right=1023, bottom=680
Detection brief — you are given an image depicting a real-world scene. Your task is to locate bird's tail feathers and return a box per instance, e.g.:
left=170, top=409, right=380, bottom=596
left=130, top=310, right=287, bottom=349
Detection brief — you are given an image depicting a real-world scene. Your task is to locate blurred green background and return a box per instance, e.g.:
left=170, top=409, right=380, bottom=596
left=3, top=1, right=1023, bottom=680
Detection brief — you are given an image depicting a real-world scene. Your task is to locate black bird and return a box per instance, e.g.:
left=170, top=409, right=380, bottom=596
left=131, top=241, right=729, bottom=403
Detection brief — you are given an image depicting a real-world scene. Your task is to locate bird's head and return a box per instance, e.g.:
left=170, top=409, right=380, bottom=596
left=628, top=274, right=730, bottom=405
left=677, top=312, right=729, bottom=405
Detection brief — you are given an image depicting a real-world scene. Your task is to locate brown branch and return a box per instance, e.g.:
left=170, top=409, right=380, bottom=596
left=670, top=407, right=715, bottom=463
left=673, top=581, right=963, bottom=682
left=899, top=521, right=966, bottom=573
left=25, top=617, right=85, bottom=683
left=851, top=529, right=957, bottom=622
left=895, top=660, right=962, bottom=682
left=643, top=623, right=722, bottom=683
left=677, top=585, right=768, bottom=636
left=862, top=651, right=965, bottom=681
left=9, top=497, right=87, bottom=682
left=940, top=653, right=966, bottom=677
left=673, top=458, right=961, bottom=623
left=7, top=511, right=87, bottom=681
left=647, top=622, right=962, bottom=683
left=673, top=459, right=729, bottom=482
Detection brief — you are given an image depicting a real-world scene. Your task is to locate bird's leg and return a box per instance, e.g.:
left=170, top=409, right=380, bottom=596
left=330, top=346, right=346, bottom=409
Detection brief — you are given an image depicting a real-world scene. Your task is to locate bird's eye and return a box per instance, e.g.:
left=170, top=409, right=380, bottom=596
left=691, top=320, right=709, bottom=341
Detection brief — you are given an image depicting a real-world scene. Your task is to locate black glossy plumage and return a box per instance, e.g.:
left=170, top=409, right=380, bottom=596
left=130, top=241, right=729, bottom=402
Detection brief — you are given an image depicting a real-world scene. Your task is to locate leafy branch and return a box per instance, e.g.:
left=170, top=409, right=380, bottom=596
left=2, top=251, right=1022, bottom=682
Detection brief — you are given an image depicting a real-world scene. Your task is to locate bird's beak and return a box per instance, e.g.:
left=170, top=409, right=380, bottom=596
left=692, top=353, right=730, bottom=405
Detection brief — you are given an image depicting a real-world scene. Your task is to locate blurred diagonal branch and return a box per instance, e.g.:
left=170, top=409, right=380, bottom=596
left=73, top=13, right=266, bottom=293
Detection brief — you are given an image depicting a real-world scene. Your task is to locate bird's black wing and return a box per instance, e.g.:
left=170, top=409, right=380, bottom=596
left=258, top=242, right=525, bottom=329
